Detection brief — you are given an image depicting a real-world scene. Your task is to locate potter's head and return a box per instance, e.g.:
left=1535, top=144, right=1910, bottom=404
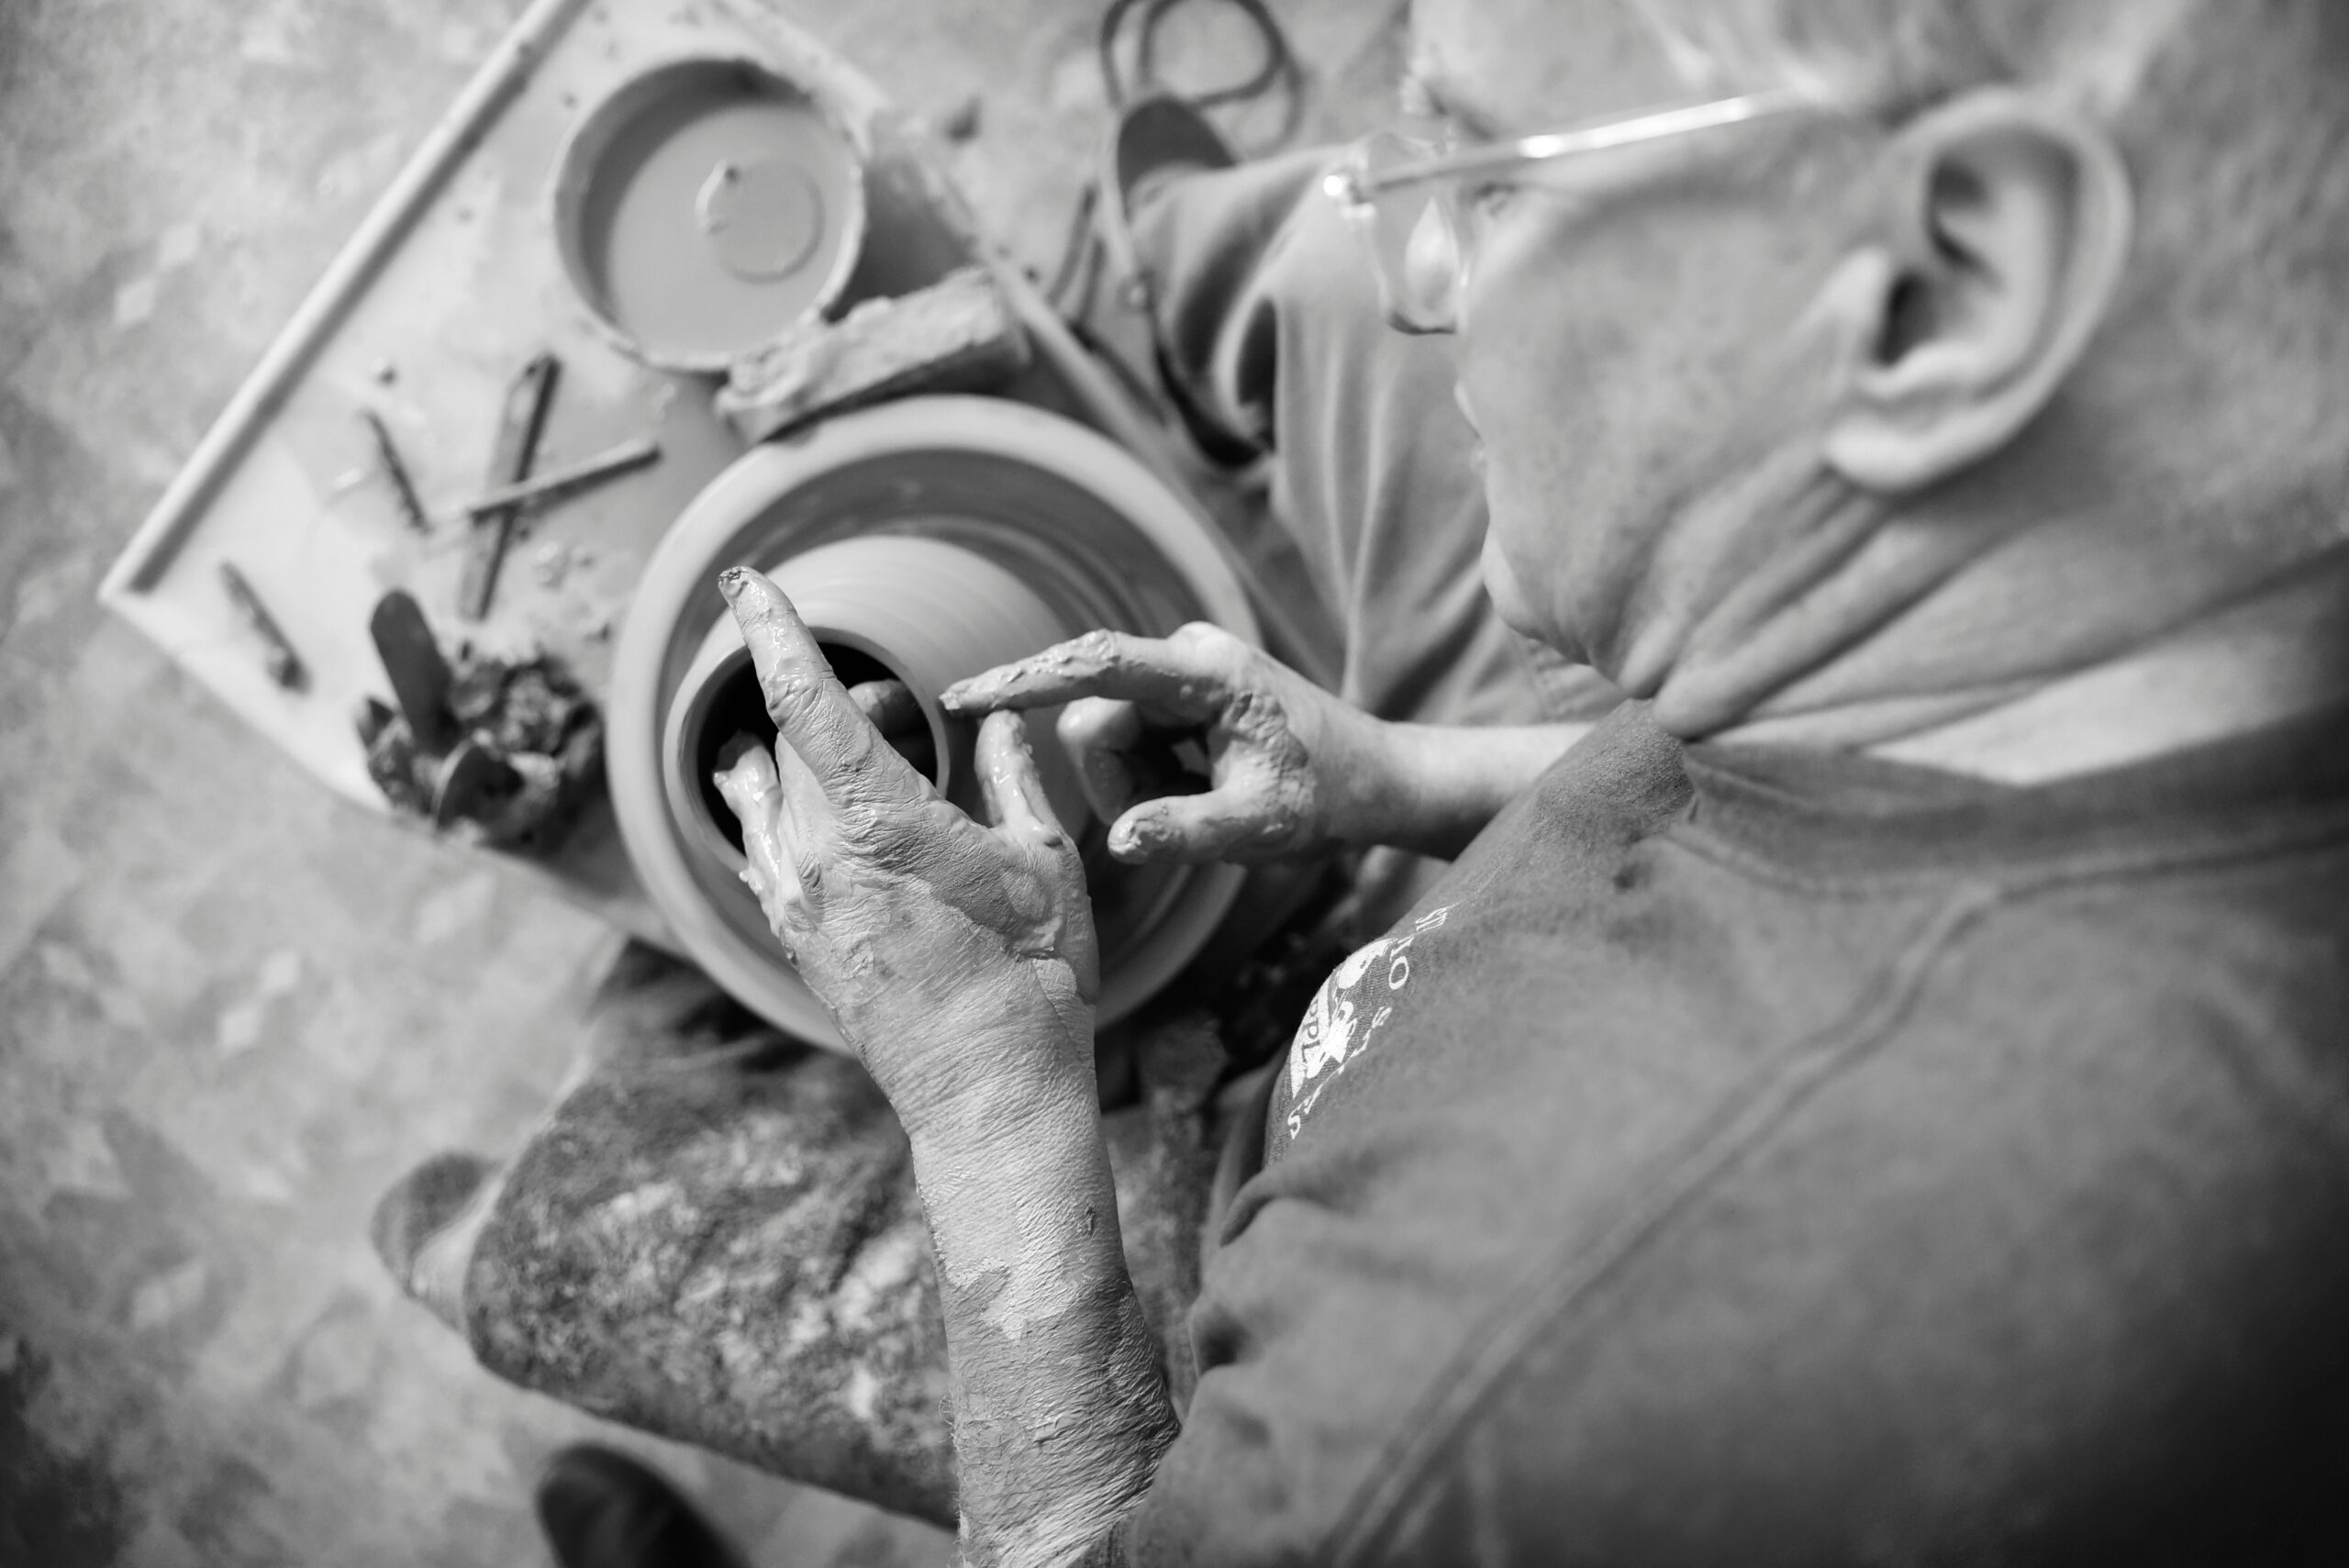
left=1392, top=0, right=2349, bottom=740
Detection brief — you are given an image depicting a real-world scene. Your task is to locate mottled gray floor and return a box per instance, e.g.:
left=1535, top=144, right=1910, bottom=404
left=0, top=0, right=1400, bottom=1562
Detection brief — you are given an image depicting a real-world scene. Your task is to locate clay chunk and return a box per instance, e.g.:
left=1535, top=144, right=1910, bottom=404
left=717, top=265, right=1028, bottom=443
left=362, top=647, right=603, bottom=853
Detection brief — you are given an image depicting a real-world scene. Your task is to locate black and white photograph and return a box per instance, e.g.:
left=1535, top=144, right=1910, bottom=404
left=3, top=0, right=2344, bottom=1562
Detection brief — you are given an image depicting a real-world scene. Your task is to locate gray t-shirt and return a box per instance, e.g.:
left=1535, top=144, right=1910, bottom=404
left=1117, top=702, right=2349, bottom=1566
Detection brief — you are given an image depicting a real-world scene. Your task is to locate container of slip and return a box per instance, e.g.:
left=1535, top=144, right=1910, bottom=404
left=551, top=55, right=869, bottom=374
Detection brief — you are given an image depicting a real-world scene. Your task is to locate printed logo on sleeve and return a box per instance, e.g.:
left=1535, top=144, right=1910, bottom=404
left=1283, top=904, right=1453, bottom=1140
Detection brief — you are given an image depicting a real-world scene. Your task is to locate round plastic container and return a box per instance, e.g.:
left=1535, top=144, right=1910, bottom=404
left=551, top=55, right=866, bottom=373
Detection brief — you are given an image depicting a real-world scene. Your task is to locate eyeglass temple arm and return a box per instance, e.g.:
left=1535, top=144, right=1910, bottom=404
left=1336, top=89, right=1814, bottom=203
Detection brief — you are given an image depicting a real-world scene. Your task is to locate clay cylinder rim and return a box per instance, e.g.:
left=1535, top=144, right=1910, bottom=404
left=548, top=53, right=870, bottom=375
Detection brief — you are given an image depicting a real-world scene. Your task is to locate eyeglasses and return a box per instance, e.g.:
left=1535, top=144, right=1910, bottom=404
left=1321, top=89, right=1828, bottom=334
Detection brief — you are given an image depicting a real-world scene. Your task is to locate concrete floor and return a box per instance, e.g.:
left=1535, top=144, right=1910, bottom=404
left=0, top=0, right=1401, bottom=1563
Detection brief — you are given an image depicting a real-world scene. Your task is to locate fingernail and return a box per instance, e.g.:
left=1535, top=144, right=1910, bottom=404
left=718, top=567, right=747, bottom=602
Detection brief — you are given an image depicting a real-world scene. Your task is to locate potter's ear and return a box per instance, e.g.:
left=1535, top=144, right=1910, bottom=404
left=1819, top=89, right=2132, bottom=493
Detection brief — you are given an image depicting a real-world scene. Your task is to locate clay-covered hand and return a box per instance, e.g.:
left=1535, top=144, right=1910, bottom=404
left=941, top=622, right=1389, bottom=866
left=843, top=678, right=937, bottom=778
left=710, top=568, right=1097, bottom=1123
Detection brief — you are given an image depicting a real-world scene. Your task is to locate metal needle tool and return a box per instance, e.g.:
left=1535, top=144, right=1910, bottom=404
left=362, top=409, right=434, bottom=534
left=458, top=437, right=661, bottom=519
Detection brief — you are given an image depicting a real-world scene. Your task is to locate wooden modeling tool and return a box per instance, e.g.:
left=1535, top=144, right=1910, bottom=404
left=362, top=409, right=435, bottom=534
left=460, top=352, right=562, bottom=619
left=458, top=437, right=661, bottom=519
left=217, top=561, right=307, bottom=691
left=368, top=589, right=456, bottom=751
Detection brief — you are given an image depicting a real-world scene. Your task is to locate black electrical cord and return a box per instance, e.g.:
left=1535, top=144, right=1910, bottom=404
left=1098, top=0, right=1304, bottom=127
left=1044, top=181, right=1106, bottom=321
left=1045, top=0, right=1307, bottom=321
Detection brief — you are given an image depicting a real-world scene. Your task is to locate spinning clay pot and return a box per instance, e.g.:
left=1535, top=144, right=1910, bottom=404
left=608, top=396, right=1258, bottom=1048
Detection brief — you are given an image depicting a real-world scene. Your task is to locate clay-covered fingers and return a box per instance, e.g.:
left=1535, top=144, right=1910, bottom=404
left=848, top=678, right=938, bottom=776
left=975, top=711, right=1073, bottom=855
left=940, top=624, right=1240, bottom=720
left=712, top=741, right=805, bottom=914
left=976, top=711, right=1098, bottom=1001
left=719, top=568, right=929, bottom=811
left=847, top=678, right=921, bottom=735
left=1056, top=696, right=1149, bottom=824
left=1107, top=777, right=1305, bottom=865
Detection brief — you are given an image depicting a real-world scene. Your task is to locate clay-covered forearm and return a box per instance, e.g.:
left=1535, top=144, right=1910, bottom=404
left=907, top=1062, right=1181, bottom=1568
left=1346, top=721, right=1589, bottom=858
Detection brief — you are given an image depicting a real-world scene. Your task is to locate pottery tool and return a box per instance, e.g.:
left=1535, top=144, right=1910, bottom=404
left=431, top=736, right=528, bottom=828
left=458, top=437, right=661, bottom=519
left=460, top=352, right=562, bottom=620
left=217, top=561, right=307, bottom=691
left=362, top=409, right=435, bottom=534
left=369, top=589, right=457, bottom=751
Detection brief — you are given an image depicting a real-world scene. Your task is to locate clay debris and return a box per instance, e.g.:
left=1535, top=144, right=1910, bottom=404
left=361, top=644, right=603, bottom=852
left=717, top=264, right=1028, bottom=443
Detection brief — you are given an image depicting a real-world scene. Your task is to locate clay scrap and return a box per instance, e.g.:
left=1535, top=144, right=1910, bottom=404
left=360, top=590, right=602, bottom=851
left=715, top=264, right=1026, bottom=443
left=457, top=437, right=661, bottom=519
